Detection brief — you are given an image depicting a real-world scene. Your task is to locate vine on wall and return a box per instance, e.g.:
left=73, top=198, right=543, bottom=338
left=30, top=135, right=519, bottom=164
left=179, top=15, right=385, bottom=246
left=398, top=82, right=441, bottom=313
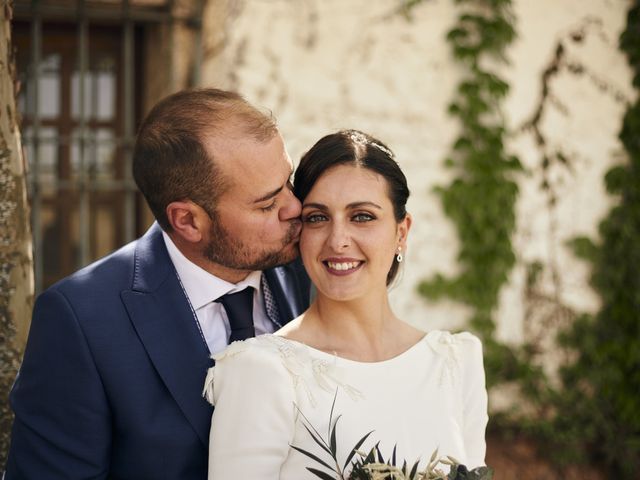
left=414, top=0, right=524, bottom=386
left=547, top=3, right=640, bottom=476
left=402, top=0, right=639, bottom=476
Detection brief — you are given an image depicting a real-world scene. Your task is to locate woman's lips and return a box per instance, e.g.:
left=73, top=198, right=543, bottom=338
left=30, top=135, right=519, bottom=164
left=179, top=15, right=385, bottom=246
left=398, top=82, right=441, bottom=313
left=322, top=258, right=364, bottom=276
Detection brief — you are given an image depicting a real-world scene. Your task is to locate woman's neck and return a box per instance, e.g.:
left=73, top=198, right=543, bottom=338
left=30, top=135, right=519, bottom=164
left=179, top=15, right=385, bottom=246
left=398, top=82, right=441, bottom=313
left=289, top=295, right=420, bottom=362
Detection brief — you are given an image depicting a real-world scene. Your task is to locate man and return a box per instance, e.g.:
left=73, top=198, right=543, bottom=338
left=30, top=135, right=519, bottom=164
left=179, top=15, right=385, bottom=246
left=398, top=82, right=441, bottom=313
left=5, top=89, right=311, bottom=479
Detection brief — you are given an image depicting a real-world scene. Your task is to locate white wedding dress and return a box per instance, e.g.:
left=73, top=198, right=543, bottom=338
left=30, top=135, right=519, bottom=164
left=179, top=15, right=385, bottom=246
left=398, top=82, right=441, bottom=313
left=204, top=331, right=488, bottom=480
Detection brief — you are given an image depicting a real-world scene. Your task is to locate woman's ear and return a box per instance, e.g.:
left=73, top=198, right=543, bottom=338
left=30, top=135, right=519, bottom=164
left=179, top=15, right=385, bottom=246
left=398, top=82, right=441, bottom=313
left=166, top=201, right=207, bottom=244
left=397, top=213, right=412, bottom=251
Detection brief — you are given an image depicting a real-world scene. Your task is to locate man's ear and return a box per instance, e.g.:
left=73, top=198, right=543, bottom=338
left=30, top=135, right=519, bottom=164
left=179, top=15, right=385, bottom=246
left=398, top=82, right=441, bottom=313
left=166, top=201, right=207, bottom=244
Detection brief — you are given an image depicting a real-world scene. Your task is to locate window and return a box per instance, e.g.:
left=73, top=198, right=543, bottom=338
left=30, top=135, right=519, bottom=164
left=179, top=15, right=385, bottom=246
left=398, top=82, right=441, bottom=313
left=13, top=1, right=203, bottom=292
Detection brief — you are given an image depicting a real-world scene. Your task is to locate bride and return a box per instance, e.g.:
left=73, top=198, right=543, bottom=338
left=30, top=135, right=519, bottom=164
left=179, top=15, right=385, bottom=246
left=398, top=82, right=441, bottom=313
left=204, top=130, right=488, bottom=479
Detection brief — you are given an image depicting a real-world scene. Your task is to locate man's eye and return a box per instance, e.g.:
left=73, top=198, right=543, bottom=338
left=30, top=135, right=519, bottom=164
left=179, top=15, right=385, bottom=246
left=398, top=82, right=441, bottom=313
left=303, top=213, right=327, bottom=223
left=261, top=201, right=277, bottom=212
left=353, top=213, right=374, bottom=222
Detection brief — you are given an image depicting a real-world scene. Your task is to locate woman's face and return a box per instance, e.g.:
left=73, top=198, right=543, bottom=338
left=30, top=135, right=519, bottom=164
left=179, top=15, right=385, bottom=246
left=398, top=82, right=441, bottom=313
left=299, top=164, right=410, bottom=302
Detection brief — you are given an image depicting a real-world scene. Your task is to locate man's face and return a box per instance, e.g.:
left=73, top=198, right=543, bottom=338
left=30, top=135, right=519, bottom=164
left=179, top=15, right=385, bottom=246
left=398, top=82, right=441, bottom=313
left=201, top=132, right=302, bottom=275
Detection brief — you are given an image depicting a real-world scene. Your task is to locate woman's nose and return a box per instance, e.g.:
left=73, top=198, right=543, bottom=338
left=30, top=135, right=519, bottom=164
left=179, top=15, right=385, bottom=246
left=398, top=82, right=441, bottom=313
left=328, top=222, right=350, bottom=252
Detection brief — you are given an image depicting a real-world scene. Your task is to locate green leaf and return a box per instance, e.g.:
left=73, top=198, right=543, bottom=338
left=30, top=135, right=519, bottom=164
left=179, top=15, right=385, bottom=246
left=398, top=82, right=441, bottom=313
left=409, top=460, right=419, bottom=479
left=290, top=445, right=336, bottom=473
left=301, top=422, right=332, bottom=456
left=328, top=388, right=338, bottom=440
left=343, top=430, right=374, bottom=470
left=330, top=414, right=341, bottom=456
left=306, top=467, right=337, bottom=480
left=566, top=236, right=598, bottom=262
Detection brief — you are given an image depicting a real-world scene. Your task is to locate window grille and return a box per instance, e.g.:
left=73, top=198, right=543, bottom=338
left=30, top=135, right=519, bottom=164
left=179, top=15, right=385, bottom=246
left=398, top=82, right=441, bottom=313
left=13, top=0, right=204, bottom=293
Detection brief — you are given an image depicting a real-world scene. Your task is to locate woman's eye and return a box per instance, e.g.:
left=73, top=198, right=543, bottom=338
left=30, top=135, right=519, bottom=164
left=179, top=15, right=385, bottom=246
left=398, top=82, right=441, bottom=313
left=303, top=213, right=327, bottom=223
left=353, top=212, right=374, bottom=222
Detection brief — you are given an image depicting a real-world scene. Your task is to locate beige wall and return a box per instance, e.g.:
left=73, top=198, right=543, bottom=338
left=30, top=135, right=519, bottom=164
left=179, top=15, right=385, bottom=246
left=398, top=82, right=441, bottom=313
left=200, top=0, right=635, bottom=353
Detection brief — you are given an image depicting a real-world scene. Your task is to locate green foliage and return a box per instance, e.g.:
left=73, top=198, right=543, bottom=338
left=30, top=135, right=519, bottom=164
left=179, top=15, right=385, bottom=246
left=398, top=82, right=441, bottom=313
left=620, top=4, right=640, bottom=88
left=540, top=3, right=640, bottom=477
left=405, top=0, right=640, bottom=476
left=417, top=0, right=522, bottom=385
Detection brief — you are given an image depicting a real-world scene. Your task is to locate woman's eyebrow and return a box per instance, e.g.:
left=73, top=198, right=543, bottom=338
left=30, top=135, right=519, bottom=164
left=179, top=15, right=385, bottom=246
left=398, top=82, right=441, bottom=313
left=302, top=201, right=383, bottom=210
left=346, top=201, right=382, bottom=210
left=302, top=202, right=328, bottom=211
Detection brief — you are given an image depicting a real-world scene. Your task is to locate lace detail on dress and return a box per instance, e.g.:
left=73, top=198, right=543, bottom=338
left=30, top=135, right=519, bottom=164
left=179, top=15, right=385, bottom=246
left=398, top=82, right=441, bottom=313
left=267, top=336, right=364, bottom=407
left=424, top=331, right=475, bottom=387
left=202, top=335, right=363, bottom=407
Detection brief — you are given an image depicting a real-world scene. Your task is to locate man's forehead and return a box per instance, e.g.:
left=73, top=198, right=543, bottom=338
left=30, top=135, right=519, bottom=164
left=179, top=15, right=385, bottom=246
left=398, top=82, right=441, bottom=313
left=206, top=131, right=291, bottom=201
left=204, top=127, right=265, bottom=154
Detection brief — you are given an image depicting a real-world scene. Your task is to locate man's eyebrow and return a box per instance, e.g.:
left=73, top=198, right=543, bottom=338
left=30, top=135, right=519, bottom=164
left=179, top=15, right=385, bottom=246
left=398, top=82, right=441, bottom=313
left=252, top=169, right=294, bottom=204
left=252, top=185, right=283, bottom=204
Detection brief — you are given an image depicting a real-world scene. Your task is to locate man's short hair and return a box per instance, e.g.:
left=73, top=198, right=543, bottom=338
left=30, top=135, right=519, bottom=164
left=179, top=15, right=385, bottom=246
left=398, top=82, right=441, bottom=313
left=133, top=88, right=278, bottom=231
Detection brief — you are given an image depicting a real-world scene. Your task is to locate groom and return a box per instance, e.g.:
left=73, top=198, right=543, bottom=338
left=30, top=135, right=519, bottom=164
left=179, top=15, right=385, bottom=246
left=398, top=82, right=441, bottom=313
left=5, top=89, right=311, bottom=479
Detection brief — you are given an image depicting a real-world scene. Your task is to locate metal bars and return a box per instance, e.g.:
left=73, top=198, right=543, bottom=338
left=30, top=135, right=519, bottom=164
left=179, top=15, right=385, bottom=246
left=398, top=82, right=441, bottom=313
left=18, top=0, right=203, bottom=294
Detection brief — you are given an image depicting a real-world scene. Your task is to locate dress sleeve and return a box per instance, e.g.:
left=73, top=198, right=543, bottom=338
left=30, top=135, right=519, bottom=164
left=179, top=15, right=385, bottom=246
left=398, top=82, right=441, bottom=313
left=458, top=333, right=489, bottom=468
left=205, top=342, right=296, bottom=480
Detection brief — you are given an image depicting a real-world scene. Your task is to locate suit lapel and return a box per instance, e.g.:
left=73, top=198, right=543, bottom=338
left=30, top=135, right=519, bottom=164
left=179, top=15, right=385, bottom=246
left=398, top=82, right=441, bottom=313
left=264, top=258, right=311, bottom=325
left=121, top=224, right=212, bottom=447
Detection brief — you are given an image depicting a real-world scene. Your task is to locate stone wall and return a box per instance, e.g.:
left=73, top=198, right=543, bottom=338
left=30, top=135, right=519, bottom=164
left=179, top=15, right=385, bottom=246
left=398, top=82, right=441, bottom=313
left=201, top=0, right=635, bottom=349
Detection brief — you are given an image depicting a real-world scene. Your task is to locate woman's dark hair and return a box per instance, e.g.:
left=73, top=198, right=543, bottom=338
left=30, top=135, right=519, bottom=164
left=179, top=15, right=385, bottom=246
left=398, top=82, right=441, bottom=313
left=294, top=129, right=410, bottom=285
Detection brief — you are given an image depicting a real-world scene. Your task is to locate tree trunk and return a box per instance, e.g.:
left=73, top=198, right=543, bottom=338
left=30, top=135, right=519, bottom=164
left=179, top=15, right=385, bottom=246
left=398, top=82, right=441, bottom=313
left=0, top=0, right=34, bottom=468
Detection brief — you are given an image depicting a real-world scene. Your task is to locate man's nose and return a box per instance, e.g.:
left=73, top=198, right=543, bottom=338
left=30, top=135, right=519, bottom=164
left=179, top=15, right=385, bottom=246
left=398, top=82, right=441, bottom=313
left=279, top=187, right=302, bottom=220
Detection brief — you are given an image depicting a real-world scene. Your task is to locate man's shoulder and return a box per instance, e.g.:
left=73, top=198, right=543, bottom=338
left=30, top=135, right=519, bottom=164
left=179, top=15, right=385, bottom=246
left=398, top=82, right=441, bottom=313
left=50, top=224, right=166, bottom=296
left=50, top=240, right=138, bottom=292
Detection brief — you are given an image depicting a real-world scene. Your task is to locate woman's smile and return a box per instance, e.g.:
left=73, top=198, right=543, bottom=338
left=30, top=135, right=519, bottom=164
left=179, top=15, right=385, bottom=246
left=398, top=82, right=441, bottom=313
left=323, top=257, right=365, bottom=275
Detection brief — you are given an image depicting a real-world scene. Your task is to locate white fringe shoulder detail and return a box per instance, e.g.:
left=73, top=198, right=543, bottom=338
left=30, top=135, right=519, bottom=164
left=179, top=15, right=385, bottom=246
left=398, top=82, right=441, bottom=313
left=202, top=335, right=363, bottom=407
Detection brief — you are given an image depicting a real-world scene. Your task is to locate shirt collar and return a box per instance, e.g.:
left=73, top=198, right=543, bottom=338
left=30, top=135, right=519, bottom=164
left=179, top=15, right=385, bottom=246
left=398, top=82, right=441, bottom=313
left=162, top=231, right=262, bottom=310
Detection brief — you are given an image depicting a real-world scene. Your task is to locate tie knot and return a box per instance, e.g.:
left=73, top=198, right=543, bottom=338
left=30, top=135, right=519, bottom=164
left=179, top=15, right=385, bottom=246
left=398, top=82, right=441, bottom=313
left=216, top=287, right=255, bottom=342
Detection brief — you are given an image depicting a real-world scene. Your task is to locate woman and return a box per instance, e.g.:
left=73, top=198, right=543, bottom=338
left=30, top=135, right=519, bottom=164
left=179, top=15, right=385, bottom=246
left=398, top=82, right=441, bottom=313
left=204, top=130, right=488, bottom=479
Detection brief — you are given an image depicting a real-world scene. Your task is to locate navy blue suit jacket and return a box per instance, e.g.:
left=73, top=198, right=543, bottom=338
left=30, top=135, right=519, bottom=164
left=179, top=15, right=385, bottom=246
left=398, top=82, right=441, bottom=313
left=5, top=223, right=311, bottom=479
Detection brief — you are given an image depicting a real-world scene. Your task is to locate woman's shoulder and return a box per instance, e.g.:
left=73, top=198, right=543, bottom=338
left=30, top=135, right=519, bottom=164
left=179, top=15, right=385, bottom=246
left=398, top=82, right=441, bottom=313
left=421, top=330, right=484, bottom=385
left=423, top=330, right=482, bottom=355
left=203, top=335, right=295, bottom=405
left=212, top=334, right=286, bottom=362
left=203, top=335, right=334, bottom=403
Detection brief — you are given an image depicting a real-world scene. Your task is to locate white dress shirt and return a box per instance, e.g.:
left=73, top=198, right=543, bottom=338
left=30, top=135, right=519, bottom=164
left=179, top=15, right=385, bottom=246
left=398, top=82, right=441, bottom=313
left=162, top=231, right=275, bottom=355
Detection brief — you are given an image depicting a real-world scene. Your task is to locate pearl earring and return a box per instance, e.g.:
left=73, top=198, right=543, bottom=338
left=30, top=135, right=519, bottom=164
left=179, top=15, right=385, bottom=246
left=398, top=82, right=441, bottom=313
left=396, top=247, right=403, bottom=263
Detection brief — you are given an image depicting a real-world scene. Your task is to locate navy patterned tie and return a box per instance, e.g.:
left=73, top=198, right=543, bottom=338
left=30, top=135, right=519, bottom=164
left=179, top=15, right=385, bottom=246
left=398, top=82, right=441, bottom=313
left=261, top=275, right=282, bottom=328
left=216, top=288, right=255, bottom=343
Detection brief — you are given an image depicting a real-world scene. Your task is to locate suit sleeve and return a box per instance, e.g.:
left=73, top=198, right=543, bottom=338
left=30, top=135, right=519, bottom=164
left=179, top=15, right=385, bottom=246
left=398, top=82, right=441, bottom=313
left=5, top=288, right=111, bottom=479
left=459, top=333, right=489, bottom=468
left=207, top=345, right=296, bottom=480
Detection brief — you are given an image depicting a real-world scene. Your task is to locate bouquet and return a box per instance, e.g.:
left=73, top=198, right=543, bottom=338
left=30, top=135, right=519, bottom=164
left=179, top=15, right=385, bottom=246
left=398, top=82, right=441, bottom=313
left=292, top=400, right=493, bottom=480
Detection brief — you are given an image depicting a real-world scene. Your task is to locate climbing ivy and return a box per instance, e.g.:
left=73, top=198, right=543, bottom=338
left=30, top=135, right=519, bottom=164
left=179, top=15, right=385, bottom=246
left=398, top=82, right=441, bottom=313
left=401, top=0, right=639, bottom=476
left=547, top=3, right=640, bottom=477
left=415, top=0, right=523, bottom=386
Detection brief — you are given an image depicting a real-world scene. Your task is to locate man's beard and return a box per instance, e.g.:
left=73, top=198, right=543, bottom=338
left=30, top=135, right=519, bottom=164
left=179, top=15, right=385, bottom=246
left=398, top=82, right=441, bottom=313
left=203, top=214, right=300, bottom=271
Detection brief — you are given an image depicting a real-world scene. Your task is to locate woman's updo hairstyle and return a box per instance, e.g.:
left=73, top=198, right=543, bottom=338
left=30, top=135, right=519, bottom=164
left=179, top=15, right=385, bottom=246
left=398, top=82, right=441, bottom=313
left=294, top=129, right=410, bottom=285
